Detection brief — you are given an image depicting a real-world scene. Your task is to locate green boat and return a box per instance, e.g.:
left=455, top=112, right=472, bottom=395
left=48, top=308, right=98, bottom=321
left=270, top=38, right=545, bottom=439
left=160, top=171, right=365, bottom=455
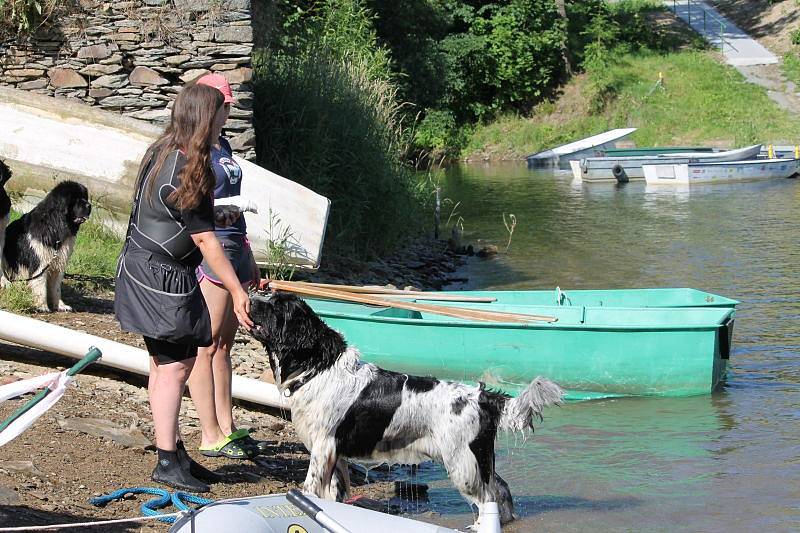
left=433, top=287, right=739, bottom=309
left=303, top=298, right=736, bottom=401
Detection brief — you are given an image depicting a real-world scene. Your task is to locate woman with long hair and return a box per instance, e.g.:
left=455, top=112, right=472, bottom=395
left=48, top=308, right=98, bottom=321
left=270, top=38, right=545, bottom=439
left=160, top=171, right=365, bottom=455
left=114, top=83, right=253, bottom=492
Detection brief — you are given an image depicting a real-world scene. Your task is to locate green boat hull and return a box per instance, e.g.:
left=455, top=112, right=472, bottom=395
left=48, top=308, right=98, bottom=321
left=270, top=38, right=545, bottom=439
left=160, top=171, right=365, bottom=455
left=304, top=299, right=736, bottom=400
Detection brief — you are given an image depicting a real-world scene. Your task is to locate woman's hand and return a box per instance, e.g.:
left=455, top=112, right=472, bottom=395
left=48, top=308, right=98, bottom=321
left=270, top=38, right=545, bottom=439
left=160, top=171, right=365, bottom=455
left=231, top=286, right=253, bottom=330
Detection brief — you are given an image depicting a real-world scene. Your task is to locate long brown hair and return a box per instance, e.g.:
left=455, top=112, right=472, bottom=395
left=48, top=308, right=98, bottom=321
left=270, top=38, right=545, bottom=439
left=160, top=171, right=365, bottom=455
left=136, top=84, right=223, bottom=210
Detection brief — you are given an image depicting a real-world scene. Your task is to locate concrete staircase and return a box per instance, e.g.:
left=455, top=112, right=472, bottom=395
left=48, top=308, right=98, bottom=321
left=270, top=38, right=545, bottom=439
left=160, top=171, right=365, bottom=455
left=666, top=0, right=778, bottom=66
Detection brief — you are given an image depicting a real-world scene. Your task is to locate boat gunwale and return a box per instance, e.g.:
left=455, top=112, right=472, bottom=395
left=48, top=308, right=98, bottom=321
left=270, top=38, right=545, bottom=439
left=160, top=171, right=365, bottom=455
left=685, top=158, right=798, bottom=167
left=437, top=287, right=741, bottom=307
left=311, top=305, right=736, bottom=332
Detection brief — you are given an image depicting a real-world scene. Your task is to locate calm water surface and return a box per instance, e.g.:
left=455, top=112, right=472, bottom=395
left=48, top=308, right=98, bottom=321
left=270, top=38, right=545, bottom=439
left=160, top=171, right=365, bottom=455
left=399, top=164, right=800, bottom=532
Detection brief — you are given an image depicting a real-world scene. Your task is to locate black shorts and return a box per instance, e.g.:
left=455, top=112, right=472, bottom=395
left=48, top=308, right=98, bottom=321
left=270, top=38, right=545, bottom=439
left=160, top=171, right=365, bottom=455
left=144, top=336, right=198, bottom=364
left=197, top=233, right=253, bottom=286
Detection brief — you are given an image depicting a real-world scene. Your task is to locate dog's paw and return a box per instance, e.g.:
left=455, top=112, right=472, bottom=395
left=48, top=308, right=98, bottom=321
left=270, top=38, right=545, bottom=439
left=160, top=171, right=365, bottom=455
left=37, top=305, right=54, bottom=313
left=57, top=301, right=73, bottom=312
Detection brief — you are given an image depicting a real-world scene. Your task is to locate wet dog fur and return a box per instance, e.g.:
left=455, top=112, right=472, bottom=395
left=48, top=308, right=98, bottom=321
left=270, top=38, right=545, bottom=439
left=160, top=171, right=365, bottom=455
left=249, top=292, right=564, bottom=528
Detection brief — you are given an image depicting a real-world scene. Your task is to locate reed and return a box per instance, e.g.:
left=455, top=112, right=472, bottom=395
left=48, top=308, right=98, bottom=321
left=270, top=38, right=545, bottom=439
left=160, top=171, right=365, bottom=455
left=252, top=47, right=428, bottom=259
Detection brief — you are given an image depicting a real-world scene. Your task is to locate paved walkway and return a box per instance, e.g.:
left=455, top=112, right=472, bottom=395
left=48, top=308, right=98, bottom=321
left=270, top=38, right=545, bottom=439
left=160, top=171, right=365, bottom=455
left=666, top=1, right=778, bottom=66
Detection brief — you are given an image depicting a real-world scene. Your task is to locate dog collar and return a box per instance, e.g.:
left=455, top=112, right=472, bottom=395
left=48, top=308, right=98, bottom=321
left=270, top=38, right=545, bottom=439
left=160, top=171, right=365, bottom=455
left=281, top=370, right=312, bottom=397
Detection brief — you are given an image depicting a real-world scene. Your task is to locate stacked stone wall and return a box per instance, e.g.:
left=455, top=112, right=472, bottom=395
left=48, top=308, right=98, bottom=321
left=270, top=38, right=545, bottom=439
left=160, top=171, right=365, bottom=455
left=0, top=0, right=256, bottom=159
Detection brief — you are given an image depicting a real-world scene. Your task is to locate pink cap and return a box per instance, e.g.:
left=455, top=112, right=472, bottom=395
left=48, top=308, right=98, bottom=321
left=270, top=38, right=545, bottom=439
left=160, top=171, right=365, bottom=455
left=196, top=73, right=236, bottom=104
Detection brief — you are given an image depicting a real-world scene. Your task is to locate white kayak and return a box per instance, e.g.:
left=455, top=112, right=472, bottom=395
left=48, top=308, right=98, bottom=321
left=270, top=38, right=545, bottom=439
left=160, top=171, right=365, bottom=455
left=0, top=86, right=329, bottom=269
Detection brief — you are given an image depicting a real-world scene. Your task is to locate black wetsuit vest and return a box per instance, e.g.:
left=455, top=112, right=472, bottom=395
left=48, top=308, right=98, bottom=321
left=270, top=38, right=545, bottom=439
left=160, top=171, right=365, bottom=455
left=128, top=150, right=209, bottom=267
left=114, top=149, right=213, bottom=346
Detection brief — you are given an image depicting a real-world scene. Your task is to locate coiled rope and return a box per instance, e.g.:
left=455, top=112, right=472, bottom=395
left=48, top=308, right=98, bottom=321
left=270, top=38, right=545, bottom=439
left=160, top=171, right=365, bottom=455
left=90, top=487, right=213, bottom=523
left=0, top=487, right=213, bottom=531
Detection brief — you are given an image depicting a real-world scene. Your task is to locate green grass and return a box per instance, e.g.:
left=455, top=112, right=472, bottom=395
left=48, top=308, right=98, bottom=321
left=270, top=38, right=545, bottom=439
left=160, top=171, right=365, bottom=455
left=0, top=281, right=36, bottom=313
left=465, top=50, right=800, bottom=159
left=783, top=51, right=800, bottom=87
left=67, top=216, right=123, bottom=280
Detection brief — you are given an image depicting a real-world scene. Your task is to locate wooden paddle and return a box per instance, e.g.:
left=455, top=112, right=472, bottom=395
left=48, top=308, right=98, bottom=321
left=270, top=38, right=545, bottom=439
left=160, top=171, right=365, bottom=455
left=280, top=281, right=497, bottom=302
left=267, top=280, right=558, bottom=324
left=359, top=293, right=497, bottom=303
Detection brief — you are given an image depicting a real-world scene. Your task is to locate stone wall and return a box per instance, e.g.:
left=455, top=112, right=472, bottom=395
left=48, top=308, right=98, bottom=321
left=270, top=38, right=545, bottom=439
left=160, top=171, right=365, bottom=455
left=0, top=0, right=256, bottom=159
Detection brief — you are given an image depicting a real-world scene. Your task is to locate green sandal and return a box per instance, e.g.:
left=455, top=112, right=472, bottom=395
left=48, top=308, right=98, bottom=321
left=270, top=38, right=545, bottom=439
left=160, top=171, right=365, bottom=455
left=229, top=428, right=269, bottom=455
left=199, top=436, right=256, bottom=459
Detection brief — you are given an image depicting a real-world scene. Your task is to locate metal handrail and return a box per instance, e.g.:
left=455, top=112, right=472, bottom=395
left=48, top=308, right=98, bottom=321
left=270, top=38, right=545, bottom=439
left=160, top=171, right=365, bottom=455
left=672, top=0, right=734, bottom=52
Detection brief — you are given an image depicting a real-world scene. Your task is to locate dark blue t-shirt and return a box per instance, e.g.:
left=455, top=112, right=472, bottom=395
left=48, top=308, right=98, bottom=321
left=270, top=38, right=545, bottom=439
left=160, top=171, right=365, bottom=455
left=212, top=137, right=246, bottom=237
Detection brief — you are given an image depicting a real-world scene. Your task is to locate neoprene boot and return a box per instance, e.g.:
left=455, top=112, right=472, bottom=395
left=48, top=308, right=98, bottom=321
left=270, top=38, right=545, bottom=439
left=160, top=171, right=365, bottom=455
left=151, top=448, right=210, bottom=493
left=176, top=440, right=222, bottom=483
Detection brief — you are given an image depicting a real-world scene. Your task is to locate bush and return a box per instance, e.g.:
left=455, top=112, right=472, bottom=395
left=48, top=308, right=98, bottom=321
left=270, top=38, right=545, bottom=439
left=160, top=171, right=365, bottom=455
left=0, top=0, right=61, bottom=37
left=414, top=110, right=465, bottom=161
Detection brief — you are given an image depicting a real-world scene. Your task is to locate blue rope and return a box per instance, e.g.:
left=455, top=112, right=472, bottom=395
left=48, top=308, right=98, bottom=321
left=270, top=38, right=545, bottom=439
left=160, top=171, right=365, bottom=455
left=90, top=487, right=214, bottom=523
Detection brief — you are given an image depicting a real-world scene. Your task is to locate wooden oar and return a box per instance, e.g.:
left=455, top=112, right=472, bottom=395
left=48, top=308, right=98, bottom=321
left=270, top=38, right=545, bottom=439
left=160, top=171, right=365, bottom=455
left=287, top=281, right=497, bottom=302
left=296, top=281, right=434, bottom=296
left=268, top=280, right=557, bottom=324
left=359, top=293, right=496, bottom=303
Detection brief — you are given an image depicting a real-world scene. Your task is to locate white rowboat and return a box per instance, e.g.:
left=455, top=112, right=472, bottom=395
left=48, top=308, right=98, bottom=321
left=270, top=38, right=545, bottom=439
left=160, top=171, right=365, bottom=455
left=527, top=128, right=637, bottom=169
left=643, top=158, right=800, bottom=185
left=571, top=144, right=763, bottom=183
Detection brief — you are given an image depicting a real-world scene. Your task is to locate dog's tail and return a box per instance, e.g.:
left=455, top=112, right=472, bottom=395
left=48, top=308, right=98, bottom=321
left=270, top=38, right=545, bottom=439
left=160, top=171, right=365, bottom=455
left=498, top=377, right=564, bottom=432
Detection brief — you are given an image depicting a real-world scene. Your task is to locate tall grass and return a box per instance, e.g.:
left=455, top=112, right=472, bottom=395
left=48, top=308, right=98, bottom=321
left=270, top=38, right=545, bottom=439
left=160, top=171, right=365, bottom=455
left=251, top=0, right=428, bottom=259
left=252, top=49, right=427, bottom=258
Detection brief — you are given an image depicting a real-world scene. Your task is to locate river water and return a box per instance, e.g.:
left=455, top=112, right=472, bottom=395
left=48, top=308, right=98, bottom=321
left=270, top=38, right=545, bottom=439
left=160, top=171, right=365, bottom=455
left=397, top=164, right=800, bottom=532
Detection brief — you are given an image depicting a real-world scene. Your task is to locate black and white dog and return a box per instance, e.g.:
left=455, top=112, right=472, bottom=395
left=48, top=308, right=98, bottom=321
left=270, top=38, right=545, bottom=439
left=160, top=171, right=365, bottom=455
left=1, top=181, right=91, bottom=312
left=0, top=160, right=12, bottom=274
left=249, top=292, right=564, bottom=528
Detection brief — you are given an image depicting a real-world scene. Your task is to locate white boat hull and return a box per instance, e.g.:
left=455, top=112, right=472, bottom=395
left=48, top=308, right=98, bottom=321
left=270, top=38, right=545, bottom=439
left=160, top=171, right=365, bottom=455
left=575, top=144, right=763, bottom=182
left=0, top=87, right=329, bottom=269
left=643, top=158, right=800, bottom=184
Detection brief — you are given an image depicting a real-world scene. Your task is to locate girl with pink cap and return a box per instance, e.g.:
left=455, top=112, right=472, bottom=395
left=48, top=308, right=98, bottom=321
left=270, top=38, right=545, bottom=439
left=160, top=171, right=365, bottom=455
left=187, top=73, right=269, bottom=460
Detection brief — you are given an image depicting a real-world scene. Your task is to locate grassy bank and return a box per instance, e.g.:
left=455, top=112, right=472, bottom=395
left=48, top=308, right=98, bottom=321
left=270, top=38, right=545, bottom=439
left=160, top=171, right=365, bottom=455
left=783, top=52, right=800, bottom=87
left=464, top=50, right=800, bottom=160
